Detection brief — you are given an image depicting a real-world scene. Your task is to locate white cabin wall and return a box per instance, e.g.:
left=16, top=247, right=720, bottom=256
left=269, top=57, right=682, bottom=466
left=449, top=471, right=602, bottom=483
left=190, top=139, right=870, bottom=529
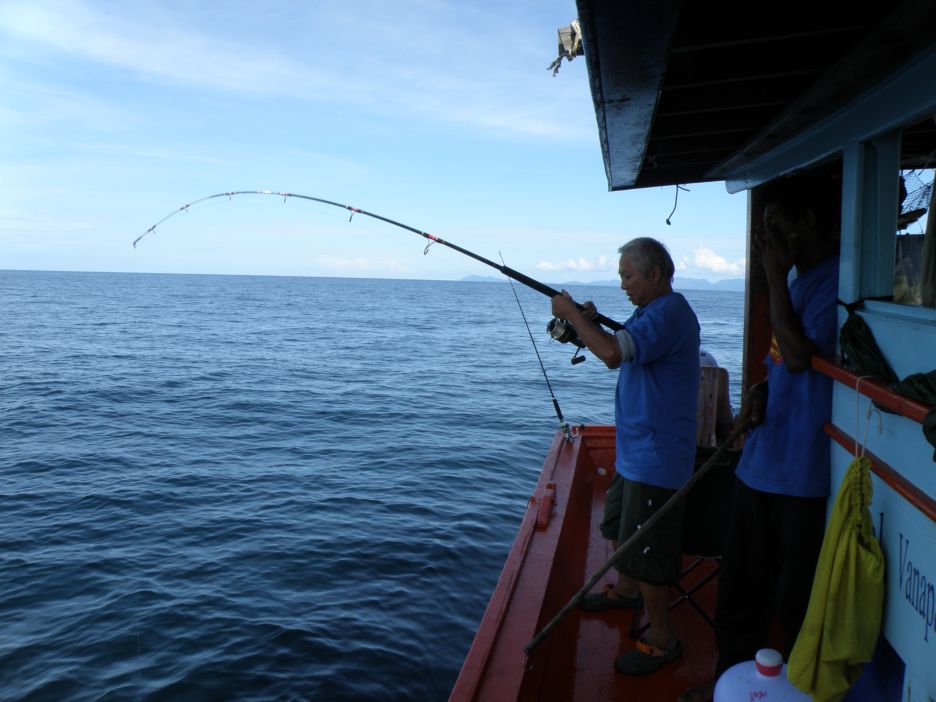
left=835, top=128, right=936, bottom=701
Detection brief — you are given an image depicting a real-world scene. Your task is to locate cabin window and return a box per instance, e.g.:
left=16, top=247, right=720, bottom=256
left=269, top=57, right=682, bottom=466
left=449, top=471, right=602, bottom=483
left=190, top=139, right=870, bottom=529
left=895, top=118, right=936, bottom=307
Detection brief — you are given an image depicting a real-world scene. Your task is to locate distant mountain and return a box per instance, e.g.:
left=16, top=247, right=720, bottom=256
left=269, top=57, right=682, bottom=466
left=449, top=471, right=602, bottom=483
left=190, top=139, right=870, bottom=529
left=460, top=274, right=605, bottom=287
left=460, top=274, right=744, bottom=292
left=674, top=276, right=745, bottom=292
left=461, top=275, right=506, bottom=283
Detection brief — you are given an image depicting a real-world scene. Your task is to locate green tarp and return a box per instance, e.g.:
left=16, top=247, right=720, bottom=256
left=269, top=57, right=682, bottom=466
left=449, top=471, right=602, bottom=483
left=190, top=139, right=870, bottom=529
left=890, top=370, right=936, bottom=461
left=839, top=305, right=936, bottom=460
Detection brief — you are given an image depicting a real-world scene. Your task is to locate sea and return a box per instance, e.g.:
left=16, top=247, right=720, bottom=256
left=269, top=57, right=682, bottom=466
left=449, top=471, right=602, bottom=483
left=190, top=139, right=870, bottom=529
left=1, top=270, right=744, bottom=701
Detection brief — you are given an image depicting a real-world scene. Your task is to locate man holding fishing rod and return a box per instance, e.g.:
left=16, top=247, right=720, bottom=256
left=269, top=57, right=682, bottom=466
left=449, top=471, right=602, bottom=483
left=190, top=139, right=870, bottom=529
left=551, top=237, right=700, bottom=676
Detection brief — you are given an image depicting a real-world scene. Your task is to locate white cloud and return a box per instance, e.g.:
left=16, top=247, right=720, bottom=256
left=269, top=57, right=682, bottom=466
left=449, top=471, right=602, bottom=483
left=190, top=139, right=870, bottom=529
left=0, top=0, right=336, bottom=95
left=535, top=255, right=612, bottom=273
left=691, top=247, right=746, bottom=276
left=0, top=0, right=591, bottom=140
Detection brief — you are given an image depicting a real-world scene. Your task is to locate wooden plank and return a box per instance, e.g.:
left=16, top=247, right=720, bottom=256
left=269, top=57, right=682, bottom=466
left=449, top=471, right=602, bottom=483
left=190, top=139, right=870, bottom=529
left=576, top=0, right=681, bottom=189
left=812, top=355, right=931, bottom=424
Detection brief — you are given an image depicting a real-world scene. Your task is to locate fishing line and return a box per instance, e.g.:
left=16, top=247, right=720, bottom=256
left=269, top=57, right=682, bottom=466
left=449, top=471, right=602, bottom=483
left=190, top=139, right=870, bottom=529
left=500, top=253, right=574, bottom=443
left=134, top=190, right=624, bottom=338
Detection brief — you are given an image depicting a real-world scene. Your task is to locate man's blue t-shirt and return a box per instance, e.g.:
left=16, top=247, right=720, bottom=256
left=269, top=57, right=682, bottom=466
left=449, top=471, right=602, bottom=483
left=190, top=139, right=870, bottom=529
left=615, top=292, right=700, bottom=490
left=736, top=256, right=839, bottom=497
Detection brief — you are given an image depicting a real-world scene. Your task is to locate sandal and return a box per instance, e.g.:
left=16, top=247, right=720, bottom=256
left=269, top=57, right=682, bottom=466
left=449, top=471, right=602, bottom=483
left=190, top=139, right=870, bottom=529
left=580, top=583, right=642, bottom=612
left=614, top=638, right=682, bottom=675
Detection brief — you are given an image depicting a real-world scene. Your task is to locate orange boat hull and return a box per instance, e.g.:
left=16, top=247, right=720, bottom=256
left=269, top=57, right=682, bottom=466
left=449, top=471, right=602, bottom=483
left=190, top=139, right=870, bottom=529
left=451, top=425, right=720, bottom=701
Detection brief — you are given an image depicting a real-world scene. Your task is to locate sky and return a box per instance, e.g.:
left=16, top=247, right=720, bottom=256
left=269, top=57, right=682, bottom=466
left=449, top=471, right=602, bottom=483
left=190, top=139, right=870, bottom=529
left=1, top=0, right=750, bottom=283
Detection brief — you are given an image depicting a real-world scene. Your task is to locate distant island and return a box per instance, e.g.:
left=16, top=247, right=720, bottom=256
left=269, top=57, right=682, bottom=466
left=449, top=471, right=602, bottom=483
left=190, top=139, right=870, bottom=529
left=460, top=274, right=744, bottom=292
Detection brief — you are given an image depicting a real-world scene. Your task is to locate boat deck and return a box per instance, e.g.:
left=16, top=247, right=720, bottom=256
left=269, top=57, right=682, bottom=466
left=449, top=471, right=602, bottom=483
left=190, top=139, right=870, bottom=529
left=451, top=425, right=722, bottom=701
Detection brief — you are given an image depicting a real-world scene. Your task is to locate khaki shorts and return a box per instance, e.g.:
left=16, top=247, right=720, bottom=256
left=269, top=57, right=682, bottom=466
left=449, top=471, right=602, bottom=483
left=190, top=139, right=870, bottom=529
left=600, top=474, right=685, bottom=586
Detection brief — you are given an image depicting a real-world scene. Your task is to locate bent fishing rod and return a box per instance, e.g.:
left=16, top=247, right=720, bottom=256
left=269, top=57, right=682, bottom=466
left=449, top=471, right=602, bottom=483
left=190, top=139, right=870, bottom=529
left=134, top=191, right=623, bottom=358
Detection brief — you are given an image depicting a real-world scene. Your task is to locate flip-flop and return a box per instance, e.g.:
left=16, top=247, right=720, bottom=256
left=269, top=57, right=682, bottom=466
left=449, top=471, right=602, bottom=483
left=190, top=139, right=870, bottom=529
left=614, top=638, right=682, bottom=675
left=580, top=583, right=642, bottom=612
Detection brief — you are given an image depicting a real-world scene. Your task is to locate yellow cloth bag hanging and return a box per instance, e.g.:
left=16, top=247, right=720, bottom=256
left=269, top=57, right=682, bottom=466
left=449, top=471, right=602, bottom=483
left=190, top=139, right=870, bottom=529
left=788, top=456, right=885, bottom=701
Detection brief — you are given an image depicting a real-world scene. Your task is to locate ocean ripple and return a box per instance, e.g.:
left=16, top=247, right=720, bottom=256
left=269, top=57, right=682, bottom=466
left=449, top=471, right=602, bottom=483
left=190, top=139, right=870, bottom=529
left=1, top=271, right=743, bottom=700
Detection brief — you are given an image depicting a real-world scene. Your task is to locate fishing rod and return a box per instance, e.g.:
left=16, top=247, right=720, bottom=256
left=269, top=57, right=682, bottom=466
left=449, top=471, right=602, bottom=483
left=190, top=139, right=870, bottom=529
left=134, top=191, right=623, bottom=360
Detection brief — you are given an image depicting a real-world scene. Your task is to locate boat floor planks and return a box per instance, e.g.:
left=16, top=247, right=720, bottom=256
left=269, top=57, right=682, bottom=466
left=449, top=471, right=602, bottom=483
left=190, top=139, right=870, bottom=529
left=451, top=425, right=720, bottom=701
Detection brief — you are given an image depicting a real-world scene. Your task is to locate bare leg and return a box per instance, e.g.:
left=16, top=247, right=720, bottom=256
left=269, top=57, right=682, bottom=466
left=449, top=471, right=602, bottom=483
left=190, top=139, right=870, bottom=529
left=639, top=581, right=676, bottom=649
left=610, top=538, right=673, bottom=646
left=608, top=543, right=640, bottom=598
left=613, top=572, right=641, bottom=598
left=611, top=578, right=682, bottom=676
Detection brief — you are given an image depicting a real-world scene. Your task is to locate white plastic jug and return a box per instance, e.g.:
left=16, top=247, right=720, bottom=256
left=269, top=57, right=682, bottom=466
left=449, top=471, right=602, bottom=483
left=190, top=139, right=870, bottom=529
left=713, top=649, right=809, bottom=701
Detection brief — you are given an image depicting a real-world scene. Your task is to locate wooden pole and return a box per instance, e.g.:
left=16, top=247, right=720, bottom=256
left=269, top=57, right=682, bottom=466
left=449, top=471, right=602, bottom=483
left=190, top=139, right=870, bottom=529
left=523, top=421, right=749, bottom=656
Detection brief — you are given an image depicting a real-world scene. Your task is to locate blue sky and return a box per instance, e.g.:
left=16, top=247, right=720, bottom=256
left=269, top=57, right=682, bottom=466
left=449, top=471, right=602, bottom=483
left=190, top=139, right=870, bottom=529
left=1, top=0, right=749, bottom=282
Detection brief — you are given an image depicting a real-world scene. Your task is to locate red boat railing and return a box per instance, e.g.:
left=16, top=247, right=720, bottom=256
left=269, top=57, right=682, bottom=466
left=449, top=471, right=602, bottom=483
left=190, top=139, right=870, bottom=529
left=811, top=355, right=936, bottom=524
left=811, top=355, right=931, bottom=423
left=824, top=422, right=936, bottom=524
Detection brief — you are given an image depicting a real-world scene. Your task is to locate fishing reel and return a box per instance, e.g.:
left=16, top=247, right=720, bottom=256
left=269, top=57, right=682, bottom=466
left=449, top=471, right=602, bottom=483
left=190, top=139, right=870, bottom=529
left=547, top=318, right=587, bottom=365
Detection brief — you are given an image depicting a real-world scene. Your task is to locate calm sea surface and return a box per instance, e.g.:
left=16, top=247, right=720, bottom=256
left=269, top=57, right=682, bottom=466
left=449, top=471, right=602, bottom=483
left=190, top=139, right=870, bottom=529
left=1, top=271, right=743, bottom=701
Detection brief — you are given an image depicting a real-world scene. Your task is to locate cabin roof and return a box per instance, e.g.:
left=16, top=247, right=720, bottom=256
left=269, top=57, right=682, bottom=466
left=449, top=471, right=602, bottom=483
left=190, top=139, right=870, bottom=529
left=575, top=0, right=936, bottom=191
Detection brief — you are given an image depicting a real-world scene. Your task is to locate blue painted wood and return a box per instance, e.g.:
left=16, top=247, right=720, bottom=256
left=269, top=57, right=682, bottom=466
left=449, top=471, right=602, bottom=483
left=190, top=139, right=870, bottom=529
left=828, top=95, right=936, bottom=699
left=828, top=435, right=936, bottom=699
left=844, top=637, right=905, bottom=702
left=578, top=0, right=680, bottom=189
left=829, top=354, right=936, bottom=699
left=832, top=388, right=936, bottom=500
left=839, top=136, right=904, bottom=301
left=860, top=134, right=900, bottom=298
left=724, top=47, right=936, bottom=193
left=839, top=143, right=866, bottom=304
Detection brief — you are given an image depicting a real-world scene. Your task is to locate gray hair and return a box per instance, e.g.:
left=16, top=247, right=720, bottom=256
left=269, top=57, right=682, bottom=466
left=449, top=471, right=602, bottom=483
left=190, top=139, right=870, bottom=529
left=618, top=237, right=675, bottom=282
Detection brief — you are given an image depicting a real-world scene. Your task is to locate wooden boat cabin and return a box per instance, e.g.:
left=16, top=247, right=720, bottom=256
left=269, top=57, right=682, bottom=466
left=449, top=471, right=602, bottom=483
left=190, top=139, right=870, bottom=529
left=451, top=1, right=936, bottom=700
